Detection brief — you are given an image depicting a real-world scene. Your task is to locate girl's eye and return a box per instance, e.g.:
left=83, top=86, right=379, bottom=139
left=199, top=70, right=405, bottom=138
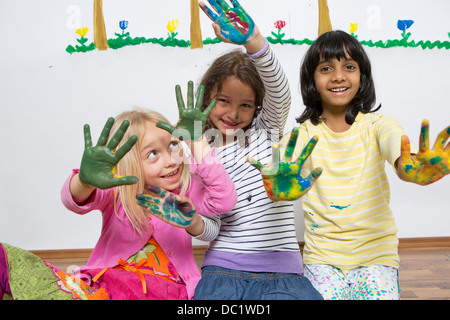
left=241, top=104, right=254, bottom=109
left=147, top=151, right=158, bottom=159
left=169, top=141, right=179, bottom=151
left=217, top=98, right=229, bottom=104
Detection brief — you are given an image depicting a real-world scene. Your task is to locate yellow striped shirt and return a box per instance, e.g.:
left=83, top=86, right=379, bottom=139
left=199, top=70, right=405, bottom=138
left=281, top=112, right=416, bottom=269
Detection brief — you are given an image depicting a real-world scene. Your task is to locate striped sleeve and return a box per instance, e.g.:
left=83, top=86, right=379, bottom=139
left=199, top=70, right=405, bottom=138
left=195, top=215, right=221, bottom=242
left=250, top=45, right=291, bottom=141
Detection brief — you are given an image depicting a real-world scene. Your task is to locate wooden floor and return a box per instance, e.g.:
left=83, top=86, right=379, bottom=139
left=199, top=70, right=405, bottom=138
left=32, top=237, right=450, bottom=300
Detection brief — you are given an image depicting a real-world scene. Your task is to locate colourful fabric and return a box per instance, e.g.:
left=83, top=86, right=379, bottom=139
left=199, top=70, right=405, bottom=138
left=280, top=112, right=417, bottom=269
left=0, top=244, right=12, bottom=299
left=1, top=242, right=188, bottom=300
left=91, top=237, right=186, bottom=298
left=304, top=264, right=400, bottom=300
left=127, top=237, right=180, bottom=281
left=86, top=266, right=188, bottom=300
left=60, top=148, right=236, bottom=299
left=1, top=243, right=107, bottom=300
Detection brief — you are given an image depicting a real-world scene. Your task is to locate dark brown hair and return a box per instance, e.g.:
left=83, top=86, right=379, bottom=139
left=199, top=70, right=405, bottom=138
left=297, top=30, right=380, bottom=125
left=200, top=50, right=265, bottom=133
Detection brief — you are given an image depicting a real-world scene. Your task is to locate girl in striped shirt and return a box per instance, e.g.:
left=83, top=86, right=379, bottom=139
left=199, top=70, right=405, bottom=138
left=190, top=0, right=322, bottom=300
left=277, top=30, right=450, bottom=300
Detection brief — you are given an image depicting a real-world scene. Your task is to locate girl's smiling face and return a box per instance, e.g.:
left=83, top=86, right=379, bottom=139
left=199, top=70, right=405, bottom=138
left=209, top=76, right=257, bottom=145
left=139, top=121, right=183, bottom=191
left=314, top=50, right=361, bottom=113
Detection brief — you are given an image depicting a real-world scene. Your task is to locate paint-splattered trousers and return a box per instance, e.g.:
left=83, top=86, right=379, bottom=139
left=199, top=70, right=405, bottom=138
left=304, top=264, right=400, bottom=300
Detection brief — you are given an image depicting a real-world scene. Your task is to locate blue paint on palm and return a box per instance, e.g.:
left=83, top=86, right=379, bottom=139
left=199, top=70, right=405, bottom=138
left=205, top=0, right=255, bottom=44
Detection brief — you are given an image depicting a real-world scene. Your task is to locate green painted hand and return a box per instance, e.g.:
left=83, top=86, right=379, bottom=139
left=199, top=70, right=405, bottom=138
left=79, top=117, right=138, bottom=189
left=156, top=81, right=216, bottom=141
left=136, top=185, right=196, bottom=228
left=397, top=119, right=450, bottom=185
left=248, top=127, right=322, bottom=202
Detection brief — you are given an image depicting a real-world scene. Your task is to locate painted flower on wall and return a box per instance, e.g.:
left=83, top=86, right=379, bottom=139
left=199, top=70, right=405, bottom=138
left=167, top=19, right=179, bottom=39
left=116, top=20, right=130, bottom=38
left=271, top=20, right=286, bottom=43
left=350, top=23, right=357, bottom=35
left=397, top=20, right=414, bottom=31
left=119, top=20, right=129, bottom=31
left=274, top=20, right=286, bottom=30
left=76, top=27, right=88, bottom=38
left=397, top=20, right=414, bottom=38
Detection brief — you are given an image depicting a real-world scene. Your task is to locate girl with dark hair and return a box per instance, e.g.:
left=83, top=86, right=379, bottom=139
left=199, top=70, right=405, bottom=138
left=298, top=30, right=380, bottom=126
left=276, top=30, right=450, bottom=300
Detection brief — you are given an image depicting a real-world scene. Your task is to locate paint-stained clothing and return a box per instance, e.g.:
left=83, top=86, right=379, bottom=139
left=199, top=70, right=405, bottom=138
left=196, top=45, right=303, bottom=273
left=281, top=112, right=417, bottom=270
left=60, top=148, right=237, bottom=300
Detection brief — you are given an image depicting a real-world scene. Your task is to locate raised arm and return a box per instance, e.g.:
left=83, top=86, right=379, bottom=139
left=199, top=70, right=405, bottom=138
left=200, top=0, right=291, bottom=139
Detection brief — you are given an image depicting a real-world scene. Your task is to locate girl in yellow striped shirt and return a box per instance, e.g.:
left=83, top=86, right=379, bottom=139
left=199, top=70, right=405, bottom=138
left=255, top=30, right=450, bottom=300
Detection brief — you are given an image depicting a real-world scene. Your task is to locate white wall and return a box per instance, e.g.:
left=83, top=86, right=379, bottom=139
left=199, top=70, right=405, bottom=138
left=0, top=0, right=449, bottom=250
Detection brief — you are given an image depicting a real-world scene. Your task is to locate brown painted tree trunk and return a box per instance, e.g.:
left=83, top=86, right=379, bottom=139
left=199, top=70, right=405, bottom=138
left=190, top=0, right=203, bottom=49
left=318, top=0, right=332, bottom=36
left=94, top=0, right=108, bottom=50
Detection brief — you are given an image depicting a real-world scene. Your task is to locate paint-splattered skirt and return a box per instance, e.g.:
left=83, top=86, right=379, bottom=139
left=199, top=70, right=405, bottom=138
left=304, top=264, right=400, bottom=300
left=1, top=241, right=188, bottom=300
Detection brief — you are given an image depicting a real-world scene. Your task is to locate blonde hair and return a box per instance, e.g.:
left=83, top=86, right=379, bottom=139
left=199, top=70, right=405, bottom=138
left=107, top=107, right=191, bottom=237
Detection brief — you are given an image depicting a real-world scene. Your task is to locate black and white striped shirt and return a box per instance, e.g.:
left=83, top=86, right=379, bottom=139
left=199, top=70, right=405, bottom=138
left=198, top=45, right=303, bottom=273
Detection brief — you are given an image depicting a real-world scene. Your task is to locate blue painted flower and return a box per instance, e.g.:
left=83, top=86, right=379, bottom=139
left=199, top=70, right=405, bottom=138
left=397, top=20, right=414, bottom=31
left=119, top=20, right=128, bottom=30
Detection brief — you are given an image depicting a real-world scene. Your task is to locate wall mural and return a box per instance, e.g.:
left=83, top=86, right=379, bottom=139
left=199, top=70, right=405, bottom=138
left=66, top=0, right=450, bottom=54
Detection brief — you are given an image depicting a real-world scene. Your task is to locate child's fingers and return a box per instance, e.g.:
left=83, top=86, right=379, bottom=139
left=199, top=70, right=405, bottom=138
left=97, top=117, right=115, bottom=147
left=187, top=81, right=194, bottom=109
left=199, top=1, right=220, bottom=23
left=114, top=135, right=137, bottom=161
left=297, top=135, right=318, bottom=164
left=203, top=99, right=217, bottom=117
left=433, top=124, right=450, bottom=152
left=307, top=167, right=323, bottom=182
left=247, top=156, right=263, bottom=171
left=175, top=84, right=186, bottom=113
left=106, top=120, right=130, bottom=151
left=419, top=119, right=430, bottom=153
left=229, top=0, right=242, bottom=9
left=284, top=127, right=298, bottom=161
left=195, top=84, right=205, bottom=110
left=83, top=124, right=93, bottom=149
left=401, top=135, right=413, bottom=165
left=272, top=144, right=280, bottom=165
left=156, top=121, right=175, bottom=135
left=147, top=185, right=167, bottom=197
left=111, top=175, right=138, bottom=187
left=212, top=0, right=229, bottom=14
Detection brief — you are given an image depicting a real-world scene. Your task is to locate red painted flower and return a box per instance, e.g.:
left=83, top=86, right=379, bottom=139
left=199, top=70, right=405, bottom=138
left=274, top=20, right=286, bottom=29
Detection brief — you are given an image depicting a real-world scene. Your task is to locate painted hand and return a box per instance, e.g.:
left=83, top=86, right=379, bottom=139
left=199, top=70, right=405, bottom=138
left=199, top=0, right=256, bottom=45
left=248, top=127, right=322, bottom=201
left=397, top=119, right=450, bottom=185
left=136, top=185, right=196, bottom=228
left=156, top=81, right=216, bottom=141
left=79, top=117, right=138, bottom=189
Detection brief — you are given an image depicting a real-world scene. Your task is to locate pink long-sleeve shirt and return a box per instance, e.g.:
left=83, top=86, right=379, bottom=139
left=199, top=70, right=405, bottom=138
left=60, top=148, right=236, bottom=299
